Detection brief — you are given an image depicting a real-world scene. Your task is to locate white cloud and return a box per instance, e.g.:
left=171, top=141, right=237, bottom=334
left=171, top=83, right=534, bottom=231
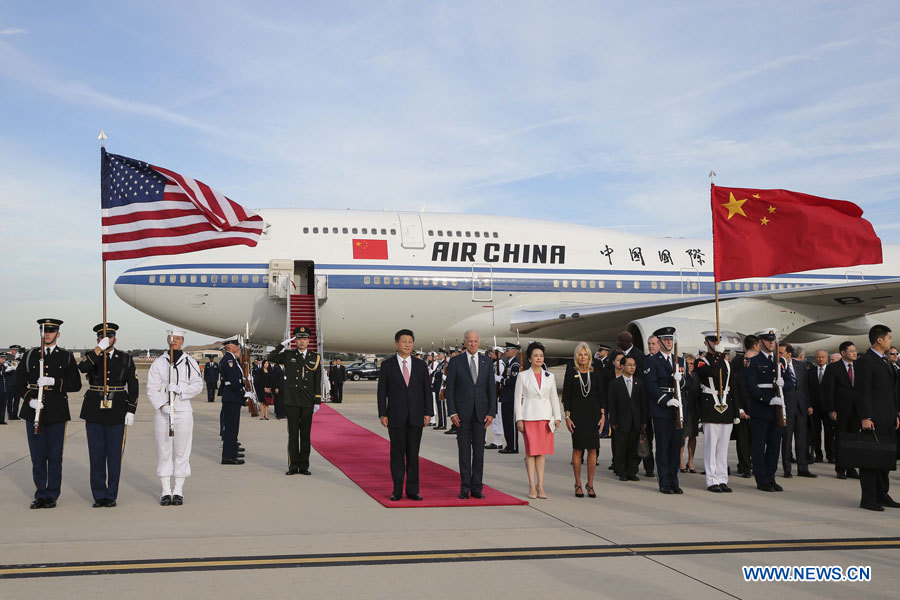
left=0, top=27, right=26, bottom=35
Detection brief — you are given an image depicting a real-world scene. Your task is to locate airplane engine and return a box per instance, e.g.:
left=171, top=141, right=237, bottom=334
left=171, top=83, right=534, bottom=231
left=626, top=317, right=743, bottom=356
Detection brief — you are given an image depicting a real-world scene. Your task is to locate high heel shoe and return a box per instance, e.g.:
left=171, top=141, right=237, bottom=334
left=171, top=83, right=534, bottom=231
left=574, top=484, right=584, bottom=498
left=586, top=485, right=596, bottom=498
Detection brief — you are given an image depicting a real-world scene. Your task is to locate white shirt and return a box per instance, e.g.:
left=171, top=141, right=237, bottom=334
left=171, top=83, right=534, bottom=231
left=396, top=354, right=411, bottom=374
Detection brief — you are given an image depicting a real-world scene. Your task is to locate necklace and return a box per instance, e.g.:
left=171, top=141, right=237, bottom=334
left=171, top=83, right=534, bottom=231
left=578, top=369, right=591, bottom=396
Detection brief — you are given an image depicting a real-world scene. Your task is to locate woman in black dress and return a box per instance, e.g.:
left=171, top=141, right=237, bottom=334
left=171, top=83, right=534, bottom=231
left=563, top=342, right=606, bottom=497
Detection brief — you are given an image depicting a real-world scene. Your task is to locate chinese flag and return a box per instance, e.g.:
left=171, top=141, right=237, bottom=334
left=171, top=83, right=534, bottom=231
left=712, top=185, right=882, bottom=281
left=352, top=238, right=389, bottom=260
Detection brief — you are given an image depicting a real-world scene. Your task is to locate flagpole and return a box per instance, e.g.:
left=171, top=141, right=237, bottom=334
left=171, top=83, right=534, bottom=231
left=99, top=130, right=109, bottom=405
left=709, top=171, right=720, bottom=345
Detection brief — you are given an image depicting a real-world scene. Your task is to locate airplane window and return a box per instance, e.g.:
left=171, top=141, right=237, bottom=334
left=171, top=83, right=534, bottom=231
left=252, top=275, right=259, bottom=283
left=169, top=275, right=176, bottom=283
left=451, top=280, right=458, bottom=287
left=659, top=281, right=665, bottom=290
left=393, top=277, right=400, bottom=285
left=474, top=232, right=480, bottom=238
left=761, top=283, right=768, bottom=290
left=724, top=282, right=731, bottom=291
left=373, top=276, right=381, bottom=284
left=352, top=228, right=358, bottom=234
left=553, top=280, right=560, bottom=288
left=616, top=281, right=623, bottom=289
left=413, top=278, right=419, bottom=285
left=753, top=283, right=759, bottom=291
left=455, top=231, right=461, bottom=237
left=465, top=231, right=471, bottom=237
left=262, top=275, right=268, bottom=284
left=364, top=276, right=370, bottom=285
left=581, top=281, right=587, bottom=288
left=241, top=275, right=249, bottom=283
left=322, top=228, right=328, bottom=234
left=179, top=275, right=186, bottom=283
left=361, top=228, right=367, bottom=234
left=381, top=229, right=387, bottom=235
left=692, top=282, right=699, bottom=290
left=342, top=228, right=348, bottom=234
left=232, top=275, right=238, bottom=283
left=428, top=230, right=433, bottom=236
left=589, top=280, right=596, bottom=289
left=571, top=280, right=578, bottom=288
left=211, top=275, right=218, bottom=283
left=201, top=275, right=208, bottom=283
left=598, top=281, right=605, bottom=289
left=303, top=227, right=309, bottom=233
left=744, top=283, right=750, bottom=291
left=442, top=279, right=448, bottom=287
left=190, top=275, right=197, bottom=283
left=390, top=229, right=396, bottom=235
left=313, top=227, right=319, bottom=233
left=493, top=232, right=498, bottom=238
left=651, top=281, right=658, bottom=289
left=403, top=277, right=410, bottom=285
left=437, top=230, right=443, bottom=236
left=634, top=281, right=640, bottom=289
left=149, top=275, right=156, bottom=283
left=332, top=227, right=338, bottom=233
left=562, top=280, right=569, bottom=288
left=484, top=232, right=489, bottom=238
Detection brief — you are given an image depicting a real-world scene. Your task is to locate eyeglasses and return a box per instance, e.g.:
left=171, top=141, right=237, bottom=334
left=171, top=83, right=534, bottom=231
left=887, top=352, right=899, bottom=356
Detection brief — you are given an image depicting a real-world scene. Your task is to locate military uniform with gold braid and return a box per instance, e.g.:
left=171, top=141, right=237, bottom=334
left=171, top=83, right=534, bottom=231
left=267, top=326, right=321, bottom=475
left=78, top=323, right=139, bottom=507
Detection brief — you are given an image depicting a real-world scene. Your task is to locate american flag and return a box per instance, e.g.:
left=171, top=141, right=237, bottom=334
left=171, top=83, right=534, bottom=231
left=101, top=148, right=264, bottom=261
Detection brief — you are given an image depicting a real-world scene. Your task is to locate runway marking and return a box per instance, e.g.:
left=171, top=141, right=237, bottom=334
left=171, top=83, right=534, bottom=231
left=1, top=537, right=899, bottom=578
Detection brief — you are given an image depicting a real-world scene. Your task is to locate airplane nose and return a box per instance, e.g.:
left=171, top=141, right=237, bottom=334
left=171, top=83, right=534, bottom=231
left=114, top=276, right=135, bottom=308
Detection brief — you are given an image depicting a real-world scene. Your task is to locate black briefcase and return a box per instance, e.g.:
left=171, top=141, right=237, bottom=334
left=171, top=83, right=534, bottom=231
left=838, top=431, right=897, bottom=471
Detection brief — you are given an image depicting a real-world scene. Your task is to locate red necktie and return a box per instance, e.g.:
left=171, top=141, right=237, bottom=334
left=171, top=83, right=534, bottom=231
left=402, top=360, right=410, bottom=386
left=848, top=364, right=854, bottom=385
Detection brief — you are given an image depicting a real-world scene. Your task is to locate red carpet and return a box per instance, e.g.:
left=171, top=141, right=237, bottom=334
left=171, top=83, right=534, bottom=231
left=311, top=405, right=529, bottom=508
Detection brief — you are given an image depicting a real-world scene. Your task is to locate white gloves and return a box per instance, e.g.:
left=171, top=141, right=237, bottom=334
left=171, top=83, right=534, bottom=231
left=714, top=343, right=725, bottom=353
left=97, top=337, right=111, bottom=350
left=244, top=391, right=254, bottom=399
left=160, top=404, right=171, bottom=414
left=775, top=377, right=785, bottom=388
left=166, top=382, right=188, bottom=394
left=124, top=413, right=134, bottom=426
left=37, top=376, right=55, bottom=387
left=769, top=397, right=785, bottom=407
left=314, top=404, right=321, bottom=414
left=673, top=371, right=682, bottom=383
left=281, top=337, right=294, bottom=347
left=29, top=398, right=44, bottom=410
left=666, top=398, right=681, bottom=408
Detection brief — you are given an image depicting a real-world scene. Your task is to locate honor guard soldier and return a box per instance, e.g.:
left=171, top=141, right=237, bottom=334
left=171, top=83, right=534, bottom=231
left=744, top=329, right=793, bottom=492
left=16, top=318, right=82, bottom=508
left=268, top=326, right=321, bottom=476
left=78, top=323, right=139, bottom=507
left=148, top=329, right=203, bottom=506
left=644, top=327, right=687, bottom=494
left=6, top=345, right=24, bottom=420
left=203, top=354, right=220, bottom=402
left=693, top=332, right=738, bottom=493
left=498, top=342, right=521, bottom=453
left=0, top=352, right=13, bottom=425
left=430, top=350, right=447, bottom=430
left=220, top=336, right=250, bottom=465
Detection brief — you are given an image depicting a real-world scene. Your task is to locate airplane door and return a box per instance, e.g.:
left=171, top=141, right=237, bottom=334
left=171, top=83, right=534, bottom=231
left=472, top=263, right=492, bottom=301
left=680, top=269, right=700, bottom=295
left=398, top=213, right=426, bottom=249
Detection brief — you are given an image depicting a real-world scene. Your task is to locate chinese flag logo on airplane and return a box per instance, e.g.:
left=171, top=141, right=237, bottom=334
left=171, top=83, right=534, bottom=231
left=352, top=238, right=389, bottom=260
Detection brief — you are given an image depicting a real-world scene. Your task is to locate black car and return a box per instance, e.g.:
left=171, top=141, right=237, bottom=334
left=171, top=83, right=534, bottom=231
left=345, top=361, right=379, bottom=381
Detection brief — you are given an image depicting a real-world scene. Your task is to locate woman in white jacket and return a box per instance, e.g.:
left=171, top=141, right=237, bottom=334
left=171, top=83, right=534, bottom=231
left=514, top=341, right=561, bottom=499
left=147, top=329, right=203, bottom=506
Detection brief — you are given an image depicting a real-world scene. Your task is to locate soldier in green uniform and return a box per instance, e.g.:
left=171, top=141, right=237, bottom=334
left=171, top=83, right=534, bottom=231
left=267, top=326, right=321, bottom=476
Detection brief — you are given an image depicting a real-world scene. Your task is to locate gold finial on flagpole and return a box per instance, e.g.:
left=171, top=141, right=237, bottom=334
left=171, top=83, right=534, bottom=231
left=98, top=130, right=108, bottom=148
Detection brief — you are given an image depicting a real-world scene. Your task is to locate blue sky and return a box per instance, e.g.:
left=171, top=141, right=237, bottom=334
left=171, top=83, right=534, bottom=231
left=2, top=1, right=899, bottom=348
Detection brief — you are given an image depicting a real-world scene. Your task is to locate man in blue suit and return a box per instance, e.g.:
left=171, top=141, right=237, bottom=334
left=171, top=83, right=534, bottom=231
left=445, top=329, right=497, bottom=499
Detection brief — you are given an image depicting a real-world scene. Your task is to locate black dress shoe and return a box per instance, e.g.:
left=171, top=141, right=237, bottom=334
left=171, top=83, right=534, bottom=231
left=458, top=492, right=470, bottom=499
left=878, top=497, right=900, bottom=508
left=836, top=471, right=847, bottom=479
left=660, top=487, right=674, bottom=494
left=645, top=471, right=655, bottom=478
left=105, top=499, right=117, bottom=508
left=30, top=499, right=45, bottom=509
left=499, top=449, right=518, bottom=454
left=221, top=458, right=245, bottom=465
left=407, top=494, right=423, bottom=501
left=92, top=499, right=106, bottom=507
left=860, top=503, right=885, bottom=512
left=672, top=486, right=684, bottom=494
left=299, top=469, right=311, bottom=475
left=719, top=484, right=733, bottom=493
left=782, top=471, right=793, bottom=478
left=607, top=464, right=615, bottom=470
left=757, top=483, right=775, bottom=492
left=285, top=468, right=300, bottom=475
left=772, top=482, right=784, bottom=492
left=797, top=470, right=817, bottom=478
left=741, top=470, right=752, bottom=479
left=707, top=485, right=723, bottom=493
left=627, top=475, right=640, bottom=481
left=390, top=494, right=402, bottom=501
left=618, top=475, right=628, bottom=481
left=484, top=443, right=501, bottom=449
left=160, top=495, right=173, bottom=506
left=236, top=452, right=245, bottom=458
left=847, top=468, right=860, bottom=479
left=172, top=495, right=183, bottom=506
left=471, top=491, right=485, bottom=499
left=43, top=500, right=57, bottom=508
left=444, top=429, right=457, bottom=435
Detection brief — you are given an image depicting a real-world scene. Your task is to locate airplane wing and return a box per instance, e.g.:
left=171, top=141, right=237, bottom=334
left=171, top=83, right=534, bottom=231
left=510, top=277, right=900, bottom=341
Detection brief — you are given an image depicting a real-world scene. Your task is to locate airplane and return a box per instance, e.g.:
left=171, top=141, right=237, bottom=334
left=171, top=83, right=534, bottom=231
left=113, top=208, right=900, bottom=356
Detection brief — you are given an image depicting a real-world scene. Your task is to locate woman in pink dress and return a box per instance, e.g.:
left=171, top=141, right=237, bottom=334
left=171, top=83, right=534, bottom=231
left=514, top=341, right=562, bottom=499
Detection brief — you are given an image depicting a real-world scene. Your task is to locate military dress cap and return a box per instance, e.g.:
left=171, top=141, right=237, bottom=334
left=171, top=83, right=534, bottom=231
left=597, top=344, right=611, bottom=351
left=93, top=322, right=119, bottom=335
left=504, top=341, right=521, bottom=350
left=0, top=352, right=8, bottom=358
left=222, top=335, right=241, bottom=346
left=9, top=344, right=23, bottom=351
left=293, top=326, right=311, bottom=338
left=755, top=329, right=778, bottom=341
left=37, top=318, right=63, bottom=332
left=701, top=330, right=721, bottom=342
left=652, top=326, right=676, bottom=338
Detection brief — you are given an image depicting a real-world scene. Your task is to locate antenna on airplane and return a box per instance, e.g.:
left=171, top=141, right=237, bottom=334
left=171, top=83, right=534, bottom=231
left=708, top=169, right=717, bottom=183
left=98, top=129, right=108, bottom=148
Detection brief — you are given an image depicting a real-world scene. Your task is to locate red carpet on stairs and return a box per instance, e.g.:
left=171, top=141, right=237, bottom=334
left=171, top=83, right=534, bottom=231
left=310, top=405, right=529, bottom=508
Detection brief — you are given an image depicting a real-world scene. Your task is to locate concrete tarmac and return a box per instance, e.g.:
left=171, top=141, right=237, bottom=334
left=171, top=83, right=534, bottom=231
left=1, top=369, right=898, bottom=598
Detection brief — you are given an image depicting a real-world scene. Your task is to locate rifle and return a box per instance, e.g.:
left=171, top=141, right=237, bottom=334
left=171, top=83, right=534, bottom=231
left=167, top=335, right=175, bottom=437
left=673, top=340, right=684, bottom=429
left=240, top=330, right=260, bottom=417
left=774, top=337, right=787, bottom=427
left=33, top=324, right=46, bottom=435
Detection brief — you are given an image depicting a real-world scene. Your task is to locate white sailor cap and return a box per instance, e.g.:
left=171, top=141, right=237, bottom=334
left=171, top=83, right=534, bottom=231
left=167, top=328, right=186, bottom=337
left=754, top=329, right=778, bottom=341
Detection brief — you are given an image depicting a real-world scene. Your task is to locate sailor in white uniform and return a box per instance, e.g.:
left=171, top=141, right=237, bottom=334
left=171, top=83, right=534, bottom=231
left=486, top=347, right=506, bottom=449
left=147, top=329, right=203, bottom=506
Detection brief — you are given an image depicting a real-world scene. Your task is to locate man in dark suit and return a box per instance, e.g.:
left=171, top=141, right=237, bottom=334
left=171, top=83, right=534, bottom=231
left=852, top=325, right=900, bottom=511
left=377, top=329, right=433, bottom=501
left=823, top=341, right=859, bottom=479
left=607, top=356, right=646, bottom=481
left=271, top=362, right=285, bottom=419
left=616, top=330, right=652, bottom=476
left=445, top=329, right=497, bottom=499
left=807, top=349, right=831, bottom=463
left=328, top=359, right=346, bottom=403
left=779, top=343, right=816, bottom=478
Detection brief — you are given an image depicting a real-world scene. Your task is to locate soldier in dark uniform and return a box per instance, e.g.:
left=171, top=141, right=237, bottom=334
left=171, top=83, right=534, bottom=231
left=498, top=342, right=521, bottom=453
left=328, top=358, right=346, bottom=403
left=78, top=323, right=139, bottom=507
left=730, top=335, right=757, bottom=478
left=744, top=329, right=793, bottom=492
left=430, top=351, right=446, bottom=430
left=0, top=352, right=13, bottom=425
left=643, top=326, right=686, bottom=494
left=203, top=354, right=220, bottom=402
left=220, top=337, right=248, bottom=465
left=694, top=332, right=739, bottom=493
left=5, top=345, right=24, bottom=421
left=593, top=344, right=611, bottom=370
left=267, top=326, right=321, bottom=475
left=15, top=318, right=82, bottom=508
